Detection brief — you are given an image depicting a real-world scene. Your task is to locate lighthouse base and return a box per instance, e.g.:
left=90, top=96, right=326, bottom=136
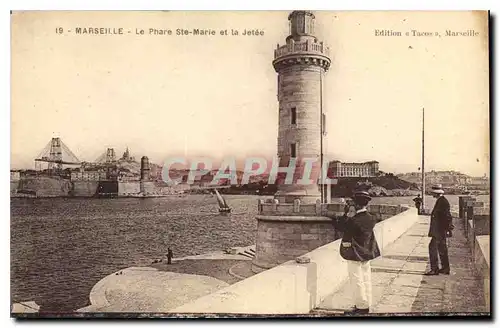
left=251, top=214, right=336, bottom=274
left=275, top=188, right=321, bottom=205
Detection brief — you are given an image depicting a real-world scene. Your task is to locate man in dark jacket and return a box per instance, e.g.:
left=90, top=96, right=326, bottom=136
left=425, top=184, right=453, bottom=275
left=413, top=194, right=423, bottom=214
left=333, top=190, right=381, bottom=314
left=167, top=248, right=173, bottom=265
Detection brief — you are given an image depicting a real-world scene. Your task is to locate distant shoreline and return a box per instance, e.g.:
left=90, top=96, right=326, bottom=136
left=10, top=194, right=186, bottom=199
left=10, top=192, right=489, bottom=200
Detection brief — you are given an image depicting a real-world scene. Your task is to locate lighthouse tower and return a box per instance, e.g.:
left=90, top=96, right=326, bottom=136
left=252, top=12, right=335, bottom=273
left=272, top=11, right=331, bottom=204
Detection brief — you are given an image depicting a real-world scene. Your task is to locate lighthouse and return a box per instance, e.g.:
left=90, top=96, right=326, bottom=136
left=252, top=12, right=335, bottom=273
left=272, top=11, right=331, bottom=204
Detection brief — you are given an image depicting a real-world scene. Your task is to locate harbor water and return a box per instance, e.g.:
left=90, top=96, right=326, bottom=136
left=11, top=195, right=261, bottom=313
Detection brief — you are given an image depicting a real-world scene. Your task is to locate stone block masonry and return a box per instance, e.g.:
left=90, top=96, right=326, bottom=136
left=275, top=67, right=325, bottom=203
left=72, top=181, right=99, bottom=197
left=472, top=206, right=490, bottom=236
left=252, top=216, right=335, bottom=272
left=140, top=181, right=156, bottom=195
left=17, top=176, right=72, bottom=197
left=474, top=235, right=490, bottom=311
left=252, top=199, right=408, bottom=273
left=118, top=181, right=140, bottom=196
left=461, top=196, right=490, bottom=252
left=272, top=11, right=331, bottom=204
left=10, top=181, right=19, bottom=195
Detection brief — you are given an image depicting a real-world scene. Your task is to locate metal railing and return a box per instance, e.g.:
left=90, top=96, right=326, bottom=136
left=274, top=40, right=330, bottom=59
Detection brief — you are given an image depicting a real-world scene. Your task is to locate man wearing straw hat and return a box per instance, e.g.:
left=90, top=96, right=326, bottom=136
left=424, top=184, right=454, bottom=275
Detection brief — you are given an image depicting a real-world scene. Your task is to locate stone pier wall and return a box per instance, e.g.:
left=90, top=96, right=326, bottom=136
left=258, top=202, right=406, bottom=219
left=459, top=196, right=490, bottom=311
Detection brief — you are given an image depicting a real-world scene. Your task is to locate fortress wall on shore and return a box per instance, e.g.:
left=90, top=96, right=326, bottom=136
left=17, top=177, right=71, bottom=197
left=155, top=183, right=190, bottom=194
left=10, top=181, right=19, bottom=195
left=72, top=181, right=99, bottom=197
left=11, top=176, right=193, bottom=197
left=118, top=181, right=140, bottom=196
left=140, top=181, right=155, bottom=195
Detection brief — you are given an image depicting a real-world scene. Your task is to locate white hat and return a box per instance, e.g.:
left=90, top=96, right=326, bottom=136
left=431, top=184, right=444, bottom=194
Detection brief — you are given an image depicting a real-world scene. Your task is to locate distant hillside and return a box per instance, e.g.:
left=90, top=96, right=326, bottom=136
left=116, top=159, right=141, bottom=174
left=397, top=170, right=472, bottom=185
left=370, top=175, right=419, bottom=190
left=331, top=175, right=419, bottom=198
left=141, top=164, right=420, bottom=197
left=117, top=160, right=166, bottom=179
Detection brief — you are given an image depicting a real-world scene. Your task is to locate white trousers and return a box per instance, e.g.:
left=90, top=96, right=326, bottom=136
left=347, top=260, right=373, bottom=309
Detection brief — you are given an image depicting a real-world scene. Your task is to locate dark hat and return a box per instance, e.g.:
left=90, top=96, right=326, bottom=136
left=353, top=190, right=372, bottom=201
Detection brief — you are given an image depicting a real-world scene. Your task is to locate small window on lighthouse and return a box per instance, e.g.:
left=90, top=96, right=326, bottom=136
left=291, top=107, right=297, bottom=125
left=290, top=143, right=297, bottom=158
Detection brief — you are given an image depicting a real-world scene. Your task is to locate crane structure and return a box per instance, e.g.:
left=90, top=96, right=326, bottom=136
left=34, top=138, right=142, bottom=181
left=94, top=148, right=117, bottom=164
left=34, top=138, right=81, bottom=174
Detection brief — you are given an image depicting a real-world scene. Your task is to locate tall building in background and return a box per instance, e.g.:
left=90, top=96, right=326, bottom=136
left=329, top=160, right=380, bottom=178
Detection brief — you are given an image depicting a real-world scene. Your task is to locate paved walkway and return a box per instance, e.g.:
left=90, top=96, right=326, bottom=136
left=315, top=215, right=489, bottom=315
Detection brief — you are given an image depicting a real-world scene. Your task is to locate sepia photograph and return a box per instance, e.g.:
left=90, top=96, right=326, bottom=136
left=10, top=9, right=490, bottom=318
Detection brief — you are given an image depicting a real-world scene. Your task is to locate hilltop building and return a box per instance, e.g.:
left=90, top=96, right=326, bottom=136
left=121, top=147, right=135, bottom=162
left=329, top=160, right=379, bottom=178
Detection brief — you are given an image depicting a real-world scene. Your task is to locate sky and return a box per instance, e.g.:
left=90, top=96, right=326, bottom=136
left=10, top=11, right=489, bottom=176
